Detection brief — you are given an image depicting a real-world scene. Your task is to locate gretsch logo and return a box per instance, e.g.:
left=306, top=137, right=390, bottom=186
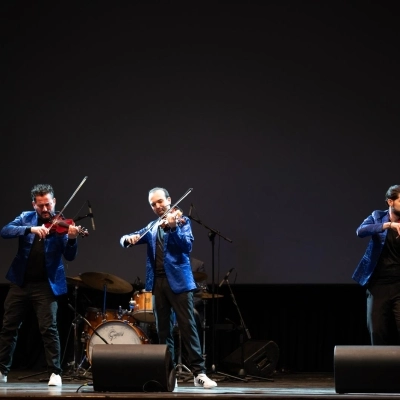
left=109, top=329, right=124, bottom=341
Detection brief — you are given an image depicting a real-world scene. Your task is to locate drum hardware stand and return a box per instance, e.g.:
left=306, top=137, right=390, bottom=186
left=188, top=206, right=240, bottom=382
left=63, top=304, right=108, bottom=380
left=194, top=296, right=211, bottom=364
left=64, top=283, right=85, bottom=379
left=102, top=284, right=108, bottom=316
left=175, top=327, right=192, bottom=382
left=63, top=321, right=87, bottom=380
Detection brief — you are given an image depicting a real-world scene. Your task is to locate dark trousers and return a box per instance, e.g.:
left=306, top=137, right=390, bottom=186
left=0, top=282, right=61, bottom=375
left=153, top=277, right=205, bottom=375
left=193, top=306, right=204, bottom=352
left=366, top=281, right=400, bottom=345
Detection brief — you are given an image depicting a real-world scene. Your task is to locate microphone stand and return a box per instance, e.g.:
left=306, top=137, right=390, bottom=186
left=188, top=213, right=244, bottom=381
left=224, top=276, right=249, bottom=378
left=223, top=278, right=274, bottom=381
left=73, top=213, right=92, bottom=222
left=68, top=305, right=109, bottom=345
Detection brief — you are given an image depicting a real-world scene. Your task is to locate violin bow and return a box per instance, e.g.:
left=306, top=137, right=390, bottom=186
left=127, top=187, right=193, bottom=247
left=46, top=176, right=89, bottom=231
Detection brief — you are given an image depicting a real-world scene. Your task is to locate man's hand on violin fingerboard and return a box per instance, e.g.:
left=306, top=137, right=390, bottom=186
left=67, top=225, right=81, bottom=239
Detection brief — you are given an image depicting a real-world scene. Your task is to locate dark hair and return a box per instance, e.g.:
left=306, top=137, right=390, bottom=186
left=31, top=184, right=55, bottom=202
left=385, top=185, right=400, bottom=204
left=148, top=187, right=170, bottom=198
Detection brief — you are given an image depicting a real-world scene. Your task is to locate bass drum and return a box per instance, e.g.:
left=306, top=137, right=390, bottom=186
left=86, top=320, right=149, bottom=364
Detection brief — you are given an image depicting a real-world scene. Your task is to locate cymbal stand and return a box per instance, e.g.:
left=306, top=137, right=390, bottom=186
left=72, top=284, right=80, bottom=371
left=102, top=284, right=107, bottom=315
left=175, top=327, right=192, bottom=381
left=63, top=284, right=87, bottom=380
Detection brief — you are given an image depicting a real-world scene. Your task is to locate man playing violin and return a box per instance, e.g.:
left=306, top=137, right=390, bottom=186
left=0, top=184, right=82, bottom=386
left=120, top=187, right=217, bottom=389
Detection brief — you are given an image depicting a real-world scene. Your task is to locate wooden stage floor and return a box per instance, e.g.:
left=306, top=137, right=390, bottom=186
left=1, top=369, right=400, bottom=400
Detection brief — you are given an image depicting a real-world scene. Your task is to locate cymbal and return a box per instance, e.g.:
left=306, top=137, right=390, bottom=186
left=195, top=292, right=224, bottom=299
left=80, top=272, right=133, bottom=294
left=66, top=275, right=89, bottom=288
left=193, top=271, right=207, bottom=282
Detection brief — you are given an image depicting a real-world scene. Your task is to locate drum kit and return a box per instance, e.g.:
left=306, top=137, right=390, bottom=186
left=65, top=270, right=224, bottom=377
left=66, top=272, right=153, bottom=373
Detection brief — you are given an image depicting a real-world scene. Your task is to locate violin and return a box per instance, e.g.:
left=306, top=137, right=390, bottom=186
left=45, top=213, right=89, bottom=237
left=159, top=207, right=186, bottom=229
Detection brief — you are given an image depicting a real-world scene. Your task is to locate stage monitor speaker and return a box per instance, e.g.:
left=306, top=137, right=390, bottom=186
left=221, top=340, right=279, bottom=377
left=91, top=344, right=176, bottom=392
left=334, top=345, right=400, bottom=394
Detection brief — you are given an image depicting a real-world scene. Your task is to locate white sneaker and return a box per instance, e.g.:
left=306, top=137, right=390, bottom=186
left=48, top=373, right=62, bottom=386
left=194, top=373, right=217, bottom=389
left=175, top=378, right=178, bottom=388
left=0, top=372, right=7, bottom=383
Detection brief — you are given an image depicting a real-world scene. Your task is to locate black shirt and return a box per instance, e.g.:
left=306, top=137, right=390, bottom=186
left=155, top=226, right=167, bottom=278
left=371, top=228, right=400, bottom=284
left=24, top=218, right=46, bottom=283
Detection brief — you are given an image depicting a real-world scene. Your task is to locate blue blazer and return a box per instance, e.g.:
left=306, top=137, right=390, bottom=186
left=120, top=216, right=196, bottom=294
left=1, top=211, right=78, bottom=296
left=352, top=209, right=390, bottom=286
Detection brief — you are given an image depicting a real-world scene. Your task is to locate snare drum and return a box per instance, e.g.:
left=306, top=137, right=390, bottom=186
left=84, top=307, right=128, bottom=335
left=86, top=320, right=149, bottom=363
left=133, top=291, right=155, bottom=323
left=106, top=308, right=136, bottom=324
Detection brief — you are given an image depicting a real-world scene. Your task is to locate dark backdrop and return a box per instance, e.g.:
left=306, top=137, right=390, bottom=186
left=1, top=2, right=399, bottom=286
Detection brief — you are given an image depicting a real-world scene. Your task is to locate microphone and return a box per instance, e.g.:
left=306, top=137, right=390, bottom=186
left=189, top=203, right=193, bottom=217
left=87, top=200, right=96, bottom=231
left=219, top=268, right=234, bottom=287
